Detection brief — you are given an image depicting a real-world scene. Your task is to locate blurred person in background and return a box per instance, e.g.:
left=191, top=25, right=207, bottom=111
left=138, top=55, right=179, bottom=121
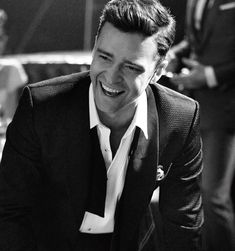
left=167, top=0, right=235, bottom=250
left=0, top=9, right=8, bottom=55
left=0, top=1, right=203, bottom=250
left=0, top=9, right=28, bottom=119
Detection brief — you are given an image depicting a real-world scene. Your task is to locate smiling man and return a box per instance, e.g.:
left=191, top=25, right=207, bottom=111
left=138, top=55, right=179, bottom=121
left=0, top=1, right=203, bottom=251
left=90, top=21, right=164, bottom=155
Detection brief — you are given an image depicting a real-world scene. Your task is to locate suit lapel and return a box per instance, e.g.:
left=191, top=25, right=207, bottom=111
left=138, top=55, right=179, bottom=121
left=65, top=75, right=108, bottom=228
left=65, top=77, right=94, bottom=228
left=186, top=0, right=196, bottom=29
left=200, top=0, right=223, bottom=47
left=188, top=0, right=223, bottom=49
left=186, top=0, right=202, bottom=48
left=113, top=87, right=159, bottom=250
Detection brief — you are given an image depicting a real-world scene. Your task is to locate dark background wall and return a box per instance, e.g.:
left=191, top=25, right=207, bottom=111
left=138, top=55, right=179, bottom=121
left=0, top=0, right=187, bottom=54
left=162, top=0, right=187, bottom=44
left=0, top=0, right=105, bottom=54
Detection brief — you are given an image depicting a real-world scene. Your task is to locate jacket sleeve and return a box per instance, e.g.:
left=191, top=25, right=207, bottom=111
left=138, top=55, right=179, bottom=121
left=159, top=101, right=203, bottom=251
left=0, top=86, right=41, bottom=251
left=213, top=61, right=235, bottom=90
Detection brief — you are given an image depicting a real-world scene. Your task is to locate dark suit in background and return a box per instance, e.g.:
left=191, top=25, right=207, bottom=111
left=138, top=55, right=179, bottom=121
left=168, top=0, right=235, bottom=250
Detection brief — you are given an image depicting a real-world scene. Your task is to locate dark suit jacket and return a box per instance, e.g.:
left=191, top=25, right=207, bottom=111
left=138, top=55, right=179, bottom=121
left=0, top=71, right=203, bottom=251
left=176, top=0, right=235, bottom=129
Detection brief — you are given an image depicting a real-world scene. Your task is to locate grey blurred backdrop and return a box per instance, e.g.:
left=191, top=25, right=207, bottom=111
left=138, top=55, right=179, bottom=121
left=0, top=0, right=187, bottom=54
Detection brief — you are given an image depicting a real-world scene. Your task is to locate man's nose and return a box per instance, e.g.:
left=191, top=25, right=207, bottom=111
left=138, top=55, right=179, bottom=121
left=105, top=65, right=122, bottom=85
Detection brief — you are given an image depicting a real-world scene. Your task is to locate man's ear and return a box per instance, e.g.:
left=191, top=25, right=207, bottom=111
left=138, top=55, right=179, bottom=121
left=152, top=59, right=168, bottom=83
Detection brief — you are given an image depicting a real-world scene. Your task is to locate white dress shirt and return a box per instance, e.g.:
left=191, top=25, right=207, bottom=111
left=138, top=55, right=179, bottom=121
left=79, top=83, right=148, bottom=233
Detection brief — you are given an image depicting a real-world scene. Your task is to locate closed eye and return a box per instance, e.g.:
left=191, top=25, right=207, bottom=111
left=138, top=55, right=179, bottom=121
left=124, top=64, right=143, bottom=73
left=96, top=48, right=112, bottom=62
left=99, top=54, right=109, bottom=60
left=99, top=54, right=110, bottom=61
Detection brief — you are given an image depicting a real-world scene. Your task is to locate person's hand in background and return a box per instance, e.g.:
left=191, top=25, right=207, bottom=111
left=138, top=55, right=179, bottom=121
left=170, top=58, right=207, bottom=90
left=165, top=50, right=180, bottom=74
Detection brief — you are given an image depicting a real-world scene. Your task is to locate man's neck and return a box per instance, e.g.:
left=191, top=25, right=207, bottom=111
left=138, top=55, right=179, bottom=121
left=99, top=108, right=136, bottom=156
left=98, top=106, right=136, bottom=156
left=98, top=106, right=136, bottom=132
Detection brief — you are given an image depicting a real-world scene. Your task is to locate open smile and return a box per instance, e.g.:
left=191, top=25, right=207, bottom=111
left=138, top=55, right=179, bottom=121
left=100, top=82, right=124, bottom=97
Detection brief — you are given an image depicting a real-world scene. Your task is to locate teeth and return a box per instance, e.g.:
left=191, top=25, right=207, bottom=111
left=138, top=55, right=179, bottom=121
left=101, top=83, right=121, bottom=94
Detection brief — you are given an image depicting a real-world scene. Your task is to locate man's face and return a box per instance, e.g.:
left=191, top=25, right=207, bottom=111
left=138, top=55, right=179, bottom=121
left=90, top=22, right=161, bottom=117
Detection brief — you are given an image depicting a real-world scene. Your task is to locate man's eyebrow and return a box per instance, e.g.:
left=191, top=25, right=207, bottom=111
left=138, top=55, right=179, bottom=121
left=97, top=48, right=113, bottom=58
left=97, top=48, right=145, bottom=71
left=124, top=60, right=145, bottom=71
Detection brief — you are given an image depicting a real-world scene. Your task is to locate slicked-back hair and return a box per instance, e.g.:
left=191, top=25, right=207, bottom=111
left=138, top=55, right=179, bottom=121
left=97, top=0, right=175, bottom=58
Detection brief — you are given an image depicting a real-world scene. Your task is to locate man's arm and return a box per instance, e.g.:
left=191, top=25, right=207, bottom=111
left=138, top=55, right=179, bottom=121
left=0, top=87, right=41, bottom=251
left=169, top=58, right=235, bottom=91
left=159, top=101, right=203, bottom=250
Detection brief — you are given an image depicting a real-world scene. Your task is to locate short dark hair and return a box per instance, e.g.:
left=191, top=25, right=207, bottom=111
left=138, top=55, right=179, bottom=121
left=97, top=0, right=175, bottom=58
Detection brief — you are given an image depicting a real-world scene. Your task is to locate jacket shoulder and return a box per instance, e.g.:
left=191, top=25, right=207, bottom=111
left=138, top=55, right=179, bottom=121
left=150, top=83, right=200, bottom=159
left=150, top=83, right=199, bottom=117
left=27, top=71, right=90, bottom=103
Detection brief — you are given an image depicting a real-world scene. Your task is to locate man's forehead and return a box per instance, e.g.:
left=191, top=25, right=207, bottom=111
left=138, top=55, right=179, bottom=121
left=96, top=23, right=158, bottom=55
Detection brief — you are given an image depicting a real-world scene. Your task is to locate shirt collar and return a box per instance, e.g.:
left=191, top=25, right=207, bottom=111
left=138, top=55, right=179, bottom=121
left=89, top=83, right=101, bottom=129
left=89, top=83, right=148, bottom=139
